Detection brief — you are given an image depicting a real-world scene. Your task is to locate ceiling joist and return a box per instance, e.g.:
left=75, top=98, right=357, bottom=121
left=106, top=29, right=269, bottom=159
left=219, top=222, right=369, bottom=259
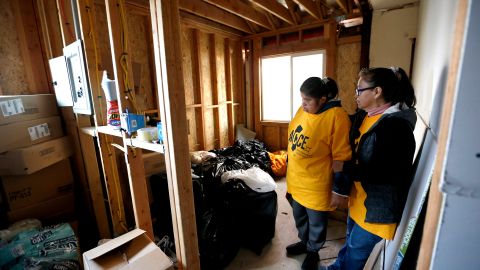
left=285, top=0, right=300, bottom=25
left=179, top=0, right=253, bottom=34
left=336, top=0, right=349, bottom=14
left=249, top=0, right=294, bottom=25
left=293, top=0, right=322, bottom=20
left=203, top=0, right=272, bottom=30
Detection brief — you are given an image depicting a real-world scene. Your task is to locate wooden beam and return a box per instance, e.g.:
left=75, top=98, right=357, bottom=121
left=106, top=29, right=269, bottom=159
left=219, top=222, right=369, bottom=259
left=285, top=0, right=299, bottom=25
left=203, top=0, right=272, bottom=30
left=192, top=30, right=207, bottom=150
left=179, top=0, right=253, bottom=34
left=224, top=39, right=235, bottom=144
left=250, top=0, right=294, bottom=25
left=75, top=0, right=124, bottom=238
left=336, top=0, right=348, bottom=14
left=150, top=0, right=200, bottom=268
left=36, top=0, right=64, bottom=59
left=265, top=12, right=278, bottom=30
left=293, top=0, right=321, bottom=20
left=180, top=11, right=244, bottom=38
left=104, top=0, right=153, bottom=238
left=209, top=34, right=221, bottom=148
left=56, top=0, right=76, bottom=46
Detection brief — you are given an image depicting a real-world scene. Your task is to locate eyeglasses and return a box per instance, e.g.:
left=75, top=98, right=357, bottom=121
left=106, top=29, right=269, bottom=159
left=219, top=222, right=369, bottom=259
left=355, top=86, right=376, bottom=96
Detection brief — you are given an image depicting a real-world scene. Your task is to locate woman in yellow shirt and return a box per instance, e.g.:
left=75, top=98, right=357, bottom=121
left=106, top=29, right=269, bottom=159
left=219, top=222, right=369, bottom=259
left=286, top=77, right=351, bottom=270
left=324, top=67, right=417, bottom=270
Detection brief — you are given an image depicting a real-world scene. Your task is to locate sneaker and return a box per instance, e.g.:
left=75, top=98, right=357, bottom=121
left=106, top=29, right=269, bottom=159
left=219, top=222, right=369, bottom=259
left=301, top=251, right=319, bottom=270
left=286, top=241, right=307, bottom=255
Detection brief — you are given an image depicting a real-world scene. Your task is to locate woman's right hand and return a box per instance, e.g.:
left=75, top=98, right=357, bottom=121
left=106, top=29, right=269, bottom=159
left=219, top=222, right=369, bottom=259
left=330, top=192, right=349, bottom=209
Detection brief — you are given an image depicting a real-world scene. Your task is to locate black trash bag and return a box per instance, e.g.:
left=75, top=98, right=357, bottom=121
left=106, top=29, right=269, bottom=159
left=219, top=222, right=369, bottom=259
left=232, top=140, right=273, bottom=175
left=149, top=173, right=174, bottom=240
left=220, top=179, right=277, bottom=255
left=213, top=157, right=252, bottom=178
left=198, top=209, right=240, bottom=270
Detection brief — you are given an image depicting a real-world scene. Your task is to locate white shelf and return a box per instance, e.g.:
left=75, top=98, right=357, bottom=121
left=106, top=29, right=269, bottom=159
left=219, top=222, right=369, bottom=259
left=92, top=126, right=165, bottom=153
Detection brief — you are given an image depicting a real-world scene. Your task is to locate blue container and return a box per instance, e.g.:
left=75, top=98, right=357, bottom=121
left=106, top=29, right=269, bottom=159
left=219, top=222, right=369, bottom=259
left=157, top=122, right=164, bottom=143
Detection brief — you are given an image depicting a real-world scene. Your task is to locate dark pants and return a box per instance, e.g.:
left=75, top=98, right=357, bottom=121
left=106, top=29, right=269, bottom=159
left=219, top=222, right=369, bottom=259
left=291, top=198, right=329, bottom=252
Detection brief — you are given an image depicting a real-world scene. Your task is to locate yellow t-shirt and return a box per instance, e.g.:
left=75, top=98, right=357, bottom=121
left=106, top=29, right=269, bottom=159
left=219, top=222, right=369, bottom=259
left=286, top=106, right=351, bottom=211
left=349, top=114, right=397, bottom=240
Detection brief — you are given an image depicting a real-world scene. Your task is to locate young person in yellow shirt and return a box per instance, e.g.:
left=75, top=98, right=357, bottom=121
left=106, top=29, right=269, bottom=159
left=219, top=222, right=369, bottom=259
left=286, top=77, right=351, bottom=270
left=323, top=67, right=417, bottom=270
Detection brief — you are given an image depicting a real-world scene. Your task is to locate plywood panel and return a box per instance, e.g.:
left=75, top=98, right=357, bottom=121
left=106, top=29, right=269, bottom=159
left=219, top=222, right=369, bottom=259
left=181, top=27, right=195, bottom=106
left=199, top=31, right=212, bottom=105
left=262, top=125, right=279, bottom=151
left=280, top=125, right=289, bottom=150
left=94, top=3, right=114, bottom=77
left=127, top=13, right=155, bottom=111
left=0, top=0, right=33, bottom=95
left=186, top=109, right=199, bottom=150
left=215, top=36, right=226, bottom=103
left=336, top=41, right=361, bottom=114
left=232, top=41, right=244, bottom=124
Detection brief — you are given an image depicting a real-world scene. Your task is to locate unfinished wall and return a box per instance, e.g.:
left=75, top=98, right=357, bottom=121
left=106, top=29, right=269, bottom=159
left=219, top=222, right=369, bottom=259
left=180, top=24, right=244, bottom=152
left=0, top=0, right=36, bottom=95
left=369, top=4, right=419, bottom=74
left=336, top=38, right=361, bottom=115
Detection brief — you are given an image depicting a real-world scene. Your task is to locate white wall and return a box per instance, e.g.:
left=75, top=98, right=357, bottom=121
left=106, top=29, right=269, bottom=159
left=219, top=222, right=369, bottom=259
left=369, top=5, right=418, bottom=74
left=412, top=0, right=457, bottom=127
left=432, top=0, right=480, bottom=268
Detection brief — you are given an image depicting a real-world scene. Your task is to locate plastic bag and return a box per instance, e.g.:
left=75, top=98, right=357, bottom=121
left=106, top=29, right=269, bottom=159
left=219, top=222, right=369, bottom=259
left=190, top=151, right=217, bottom=164
left=221, top=167, right=277, bottom=193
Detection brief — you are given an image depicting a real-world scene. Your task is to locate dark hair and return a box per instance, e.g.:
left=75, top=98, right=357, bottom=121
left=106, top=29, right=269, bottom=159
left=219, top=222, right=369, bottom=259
left=358, top=67, right=416, bottom=108
left=300, top=77, right=338, bottom=100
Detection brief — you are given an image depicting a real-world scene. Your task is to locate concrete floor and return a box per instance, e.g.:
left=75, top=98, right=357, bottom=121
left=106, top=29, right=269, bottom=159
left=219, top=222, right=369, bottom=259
left=225, top=177, right=347, bottom=270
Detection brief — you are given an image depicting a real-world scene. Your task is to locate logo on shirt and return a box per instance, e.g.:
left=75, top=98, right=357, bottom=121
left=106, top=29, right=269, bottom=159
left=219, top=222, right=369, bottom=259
left=289, top=125, right=310, bottom=152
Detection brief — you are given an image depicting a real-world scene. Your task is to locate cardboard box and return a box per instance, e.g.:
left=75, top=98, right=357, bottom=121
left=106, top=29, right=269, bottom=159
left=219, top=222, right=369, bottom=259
left=0, top=94, right=58, bottom=125
left=1, top=159, right=74, bottom=210
left=83, top=229, right=174, bottom=270
left=7, top=192, right=75, bottom=223
left=0, top=136, right=73, bottom=175
left=0, top=116, right=63, bottom=153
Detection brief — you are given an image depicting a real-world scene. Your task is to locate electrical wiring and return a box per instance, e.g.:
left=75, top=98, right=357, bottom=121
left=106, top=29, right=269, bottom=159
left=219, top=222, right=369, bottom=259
left=85, top=0, right=128, bottom=233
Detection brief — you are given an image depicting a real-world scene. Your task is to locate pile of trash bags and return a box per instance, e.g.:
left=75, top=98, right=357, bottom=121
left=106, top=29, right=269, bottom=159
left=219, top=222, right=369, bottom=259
left=192, top=140, right=278, bottom=269
left=150, top=139, right=278, bottom=270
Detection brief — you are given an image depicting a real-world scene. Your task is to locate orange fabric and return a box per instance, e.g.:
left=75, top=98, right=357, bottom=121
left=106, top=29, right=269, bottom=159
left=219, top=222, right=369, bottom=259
left=269, top=150, right=287, bottom=177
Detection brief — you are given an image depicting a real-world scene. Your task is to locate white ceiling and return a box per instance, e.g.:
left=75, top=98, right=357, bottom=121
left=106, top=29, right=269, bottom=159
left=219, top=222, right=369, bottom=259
left=370, top=0, right=419, bottom=10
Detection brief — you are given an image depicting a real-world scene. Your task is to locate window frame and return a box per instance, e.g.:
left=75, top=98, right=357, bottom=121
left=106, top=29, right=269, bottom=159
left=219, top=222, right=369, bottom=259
left=260, top=50, right=327, bottom=122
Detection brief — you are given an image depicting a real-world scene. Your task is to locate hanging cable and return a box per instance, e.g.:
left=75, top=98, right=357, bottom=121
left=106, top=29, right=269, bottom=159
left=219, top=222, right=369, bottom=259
left=85, top=0, right=128, bottom=233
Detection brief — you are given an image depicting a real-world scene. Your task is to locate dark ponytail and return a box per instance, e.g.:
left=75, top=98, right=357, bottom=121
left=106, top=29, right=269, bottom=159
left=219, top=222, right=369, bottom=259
left=390, top=67, right=416, bottom=108
left=300, top=76, right=338, bottom=100
left=359, top=67, right=416, bottom=108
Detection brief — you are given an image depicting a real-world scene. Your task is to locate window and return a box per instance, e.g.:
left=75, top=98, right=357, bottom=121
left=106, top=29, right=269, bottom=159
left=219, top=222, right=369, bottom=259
left=261, top=51, right=325, bottom=121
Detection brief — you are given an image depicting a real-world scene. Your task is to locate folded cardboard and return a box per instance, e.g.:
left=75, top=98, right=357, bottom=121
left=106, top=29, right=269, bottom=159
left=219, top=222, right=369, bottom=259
left=1, top=159, right=74, bottom=210
left=0, top=94, right=58, bottom=125
left=0, top=136, right=73, bottom=175
left=7, top=192, right=75, bottom=223
left=83, top=229, right=174, bottom=270
left=0, top=116, right=63, bottom=153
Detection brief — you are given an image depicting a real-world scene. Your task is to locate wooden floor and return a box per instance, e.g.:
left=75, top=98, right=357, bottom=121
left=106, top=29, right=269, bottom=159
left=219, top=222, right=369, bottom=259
left=225, top=177, right=347, bottom=270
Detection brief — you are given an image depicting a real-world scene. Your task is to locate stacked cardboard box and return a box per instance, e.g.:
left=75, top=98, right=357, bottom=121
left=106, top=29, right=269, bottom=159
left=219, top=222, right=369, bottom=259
left=0, top=94, right=75, bottom=223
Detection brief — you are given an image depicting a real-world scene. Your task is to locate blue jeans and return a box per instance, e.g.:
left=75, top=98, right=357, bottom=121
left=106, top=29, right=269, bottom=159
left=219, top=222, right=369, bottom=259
left=329, top=216, right=382, bottom=270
